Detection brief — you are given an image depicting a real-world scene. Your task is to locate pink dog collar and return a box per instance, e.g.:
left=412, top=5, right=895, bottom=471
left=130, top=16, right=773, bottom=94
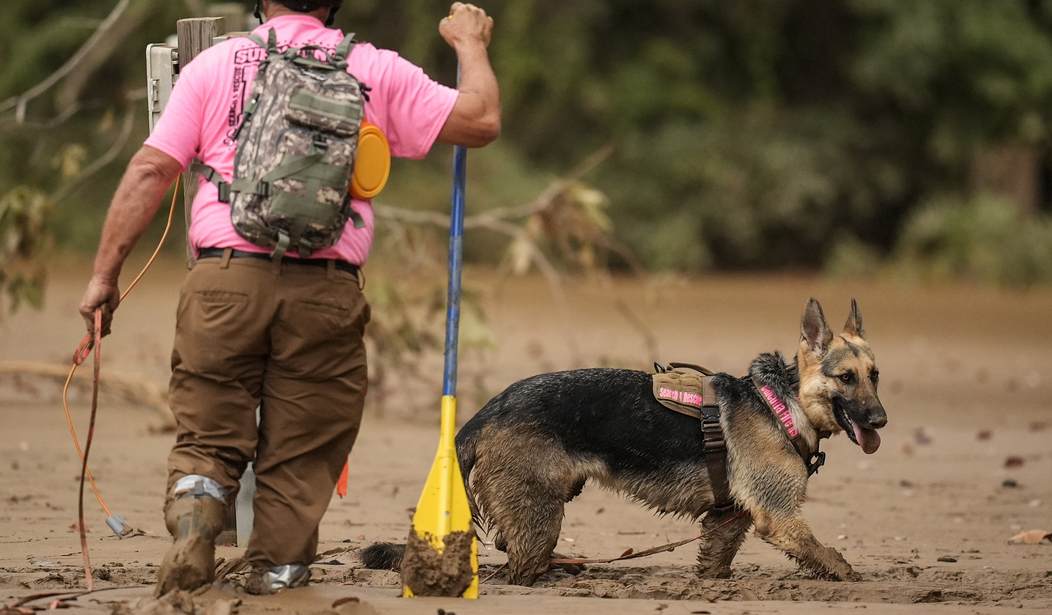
left=760, top=385, right=799, bottom=438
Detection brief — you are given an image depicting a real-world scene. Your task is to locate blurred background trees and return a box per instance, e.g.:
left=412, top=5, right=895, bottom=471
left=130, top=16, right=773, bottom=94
left=4, top=0, right=1052, bottom=299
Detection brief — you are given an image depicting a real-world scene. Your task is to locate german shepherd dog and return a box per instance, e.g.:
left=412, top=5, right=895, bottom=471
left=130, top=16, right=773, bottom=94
left=364, top=299, right=887, bottom=585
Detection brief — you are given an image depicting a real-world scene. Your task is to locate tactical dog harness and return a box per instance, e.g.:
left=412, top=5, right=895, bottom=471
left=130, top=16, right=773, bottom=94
left=651, top=363, right=827, bottom=513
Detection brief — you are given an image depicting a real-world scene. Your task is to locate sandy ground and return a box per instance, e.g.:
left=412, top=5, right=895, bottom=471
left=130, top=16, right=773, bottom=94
left=1, top=260, right=1051, bottom=614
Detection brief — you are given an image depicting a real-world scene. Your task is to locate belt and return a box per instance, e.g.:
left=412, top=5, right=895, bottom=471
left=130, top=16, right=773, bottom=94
left=197, top=248, right=359, bottom=277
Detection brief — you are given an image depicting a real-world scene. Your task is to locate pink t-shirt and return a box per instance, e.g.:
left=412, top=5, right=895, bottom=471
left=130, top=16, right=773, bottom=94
left=145, top=14, right=458, bottom=265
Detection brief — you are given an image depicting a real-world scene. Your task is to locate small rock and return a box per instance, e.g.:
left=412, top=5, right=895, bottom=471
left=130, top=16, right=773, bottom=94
left=976, top=429, right=992, bottom=441
left=1004, top=456, right=1025, bottom=469
left=937, top=555, right=957, bottom=563
left=1001, top=479, right=1019, bottom=488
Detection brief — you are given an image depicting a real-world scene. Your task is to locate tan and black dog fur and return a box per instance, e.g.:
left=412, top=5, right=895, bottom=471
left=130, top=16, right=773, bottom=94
left=364, top=299, right=887, bottom=585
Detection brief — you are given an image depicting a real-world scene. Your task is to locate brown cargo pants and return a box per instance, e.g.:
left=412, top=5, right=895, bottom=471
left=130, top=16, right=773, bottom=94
left=166, top=251, right=369, bottom=568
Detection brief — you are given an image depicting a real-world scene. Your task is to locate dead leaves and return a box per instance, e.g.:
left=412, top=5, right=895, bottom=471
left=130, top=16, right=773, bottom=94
left=1008, top=530, right=1052, bottom=545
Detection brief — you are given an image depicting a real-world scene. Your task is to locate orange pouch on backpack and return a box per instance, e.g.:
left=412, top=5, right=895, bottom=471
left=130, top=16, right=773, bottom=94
left=349, top=120, right=391, bottom=200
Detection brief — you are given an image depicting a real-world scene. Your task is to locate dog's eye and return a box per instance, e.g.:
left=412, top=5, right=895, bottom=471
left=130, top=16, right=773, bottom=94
left=838, top=372, right=855, bottom=385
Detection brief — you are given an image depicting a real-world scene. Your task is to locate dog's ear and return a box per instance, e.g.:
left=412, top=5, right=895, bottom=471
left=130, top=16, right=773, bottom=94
left=801, top=298, right=833, bottom=356
left=843, top=298, right=865, bottom=338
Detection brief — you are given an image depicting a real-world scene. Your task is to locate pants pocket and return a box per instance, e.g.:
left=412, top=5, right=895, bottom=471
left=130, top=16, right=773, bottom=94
left=195, top=290, right=249, bottom=329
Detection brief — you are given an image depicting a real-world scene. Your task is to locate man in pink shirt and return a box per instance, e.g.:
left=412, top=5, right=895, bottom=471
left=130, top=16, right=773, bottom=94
left=78, top=0, right=499, bottom=595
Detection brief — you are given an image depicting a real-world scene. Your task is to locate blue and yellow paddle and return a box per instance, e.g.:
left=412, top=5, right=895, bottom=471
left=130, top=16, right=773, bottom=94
left=401, top=138, right=479, bottom=598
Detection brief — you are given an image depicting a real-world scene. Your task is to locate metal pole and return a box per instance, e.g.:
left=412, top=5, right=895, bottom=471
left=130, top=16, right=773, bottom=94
left=442, top=145, right=467, bottom=397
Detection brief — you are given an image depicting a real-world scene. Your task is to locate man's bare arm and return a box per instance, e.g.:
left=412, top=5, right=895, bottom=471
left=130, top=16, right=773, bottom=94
left=78, top=145, right=182, bottom=335
left=437, top=3, right=501, bottom=147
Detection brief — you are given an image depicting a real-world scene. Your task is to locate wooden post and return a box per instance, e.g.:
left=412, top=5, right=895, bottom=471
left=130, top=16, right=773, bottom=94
left=209, top=2, right=252, bottom=33
left=176, top=17, right=225, bottom=268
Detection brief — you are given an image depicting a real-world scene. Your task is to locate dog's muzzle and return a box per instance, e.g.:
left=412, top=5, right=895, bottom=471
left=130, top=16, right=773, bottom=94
left=833, top=397, right=884, bottom=454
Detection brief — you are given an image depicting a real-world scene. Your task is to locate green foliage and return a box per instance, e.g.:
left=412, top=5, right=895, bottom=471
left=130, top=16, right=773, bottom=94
left=4, top=0, right=1052, bottom=284
left=893, top=195, right=1052, bottom=287
left=0, top=186, right=52, bottom=313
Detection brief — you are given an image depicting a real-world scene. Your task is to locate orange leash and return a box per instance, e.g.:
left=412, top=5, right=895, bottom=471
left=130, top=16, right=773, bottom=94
left=76, top=310, right=103, bottom=591
left=64, top=177, right=181, bottom=588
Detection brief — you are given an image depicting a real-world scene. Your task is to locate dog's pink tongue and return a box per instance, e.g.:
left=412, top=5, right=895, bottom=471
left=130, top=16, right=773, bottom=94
left=853, top=424, right=881, bottom=454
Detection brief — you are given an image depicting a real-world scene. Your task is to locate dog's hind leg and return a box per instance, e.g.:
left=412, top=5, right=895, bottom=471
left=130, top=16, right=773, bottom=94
left=695, top=508, right=752, bottom=578
left=479, top=475, right=564, bottom=586
left=752, top=512, right=859, bottom=581
left=472, top=430, right=584, bottom=586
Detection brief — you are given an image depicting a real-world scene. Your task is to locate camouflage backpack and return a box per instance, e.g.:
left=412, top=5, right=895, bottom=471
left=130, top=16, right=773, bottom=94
left=193, top=28, right=367, bottom=258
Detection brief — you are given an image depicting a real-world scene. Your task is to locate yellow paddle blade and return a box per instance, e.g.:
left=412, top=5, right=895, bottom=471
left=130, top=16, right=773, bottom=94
left=403, top=396, right=478, bottom=599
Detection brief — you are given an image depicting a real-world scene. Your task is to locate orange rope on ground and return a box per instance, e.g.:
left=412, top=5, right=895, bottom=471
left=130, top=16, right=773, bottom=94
left=64, top=177, right=181, bottom=588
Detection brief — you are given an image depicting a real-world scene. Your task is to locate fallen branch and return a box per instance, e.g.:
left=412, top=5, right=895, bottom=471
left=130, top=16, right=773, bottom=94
left=548, top=511, right=746, bottom=567
left=0, top=361, right=170, bottom=421
left=0, top=0, right=132, bottom=123
left=372, top=143, right=614, bottom=232
left=469, top=143, right=615, bottom=225
left=50, top=104, right=137, bottom=204
left=549, top=533, right=702, bottom=566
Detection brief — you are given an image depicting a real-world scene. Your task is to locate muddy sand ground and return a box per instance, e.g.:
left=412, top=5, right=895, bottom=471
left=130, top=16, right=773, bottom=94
left=1, top=261, right=1050, bottom=614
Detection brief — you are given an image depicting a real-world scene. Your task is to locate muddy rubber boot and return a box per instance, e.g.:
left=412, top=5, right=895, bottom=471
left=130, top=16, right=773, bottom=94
left=155, top=490, right=226, bottom=596
left=243, top=564, right=311, bottom=595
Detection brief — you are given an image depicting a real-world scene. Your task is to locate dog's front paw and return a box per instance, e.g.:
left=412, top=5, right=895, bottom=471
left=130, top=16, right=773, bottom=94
left=819, top=546, right=858, bottom=581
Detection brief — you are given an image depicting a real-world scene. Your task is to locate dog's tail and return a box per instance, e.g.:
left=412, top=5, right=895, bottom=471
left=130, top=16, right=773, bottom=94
left=360, top=422, right=485, bottom=572
left=360, top=542, right=405, bottom=571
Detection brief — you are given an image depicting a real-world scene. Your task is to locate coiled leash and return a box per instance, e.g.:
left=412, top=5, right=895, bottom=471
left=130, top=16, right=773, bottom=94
left=64, top=178, right=181, bottom=590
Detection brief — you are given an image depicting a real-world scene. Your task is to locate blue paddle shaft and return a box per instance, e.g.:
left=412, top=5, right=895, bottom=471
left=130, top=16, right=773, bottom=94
left=442, top=144, right=467, bottom=397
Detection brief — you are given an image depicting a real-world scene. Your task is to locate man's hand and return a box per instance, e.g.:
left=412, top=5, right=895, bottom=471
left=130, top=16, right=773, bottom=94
left=436, top=3, right=501, bottom=147
left=78, top=275, right=120, bottom=338
left=440, top=3, right=494, bottom=49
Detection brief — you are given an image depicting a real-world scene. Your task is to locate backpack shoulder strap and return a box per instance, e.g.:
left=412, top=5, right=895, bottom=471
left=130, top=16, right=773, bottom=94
left=332, top=32, right=356, bottom=65
left=190, top=161, right=231, bottom=203
left=246, top=28, right=278, bottom=52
